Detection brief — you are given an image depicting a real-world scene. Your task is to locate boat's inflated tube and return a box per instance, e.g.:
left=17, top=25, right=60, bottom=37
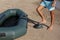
left=0, top=9, right=28, bottom=40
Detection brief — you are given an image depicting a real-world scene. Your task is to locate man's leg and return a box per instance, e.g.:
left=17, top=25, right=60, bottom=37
left=36, top=5, right=46, bottom=24
left=48, top=10, right=55, bottom=31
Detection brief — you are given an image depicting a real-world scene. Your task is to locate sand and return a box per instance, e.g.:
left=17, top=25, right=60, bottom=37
left=0, top=0, right=60, bottom=40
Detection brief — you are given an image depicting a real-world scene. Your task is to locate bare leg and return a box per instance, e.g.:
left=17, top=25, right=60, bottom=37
left=48, top=10, right=55, bottom=31
left=36, top=5, right=46, bottom=24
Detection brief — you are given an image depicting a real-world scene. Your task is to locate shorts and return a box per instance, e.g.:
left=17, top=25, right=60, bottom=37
left=40, top=1, right=55, bottom=11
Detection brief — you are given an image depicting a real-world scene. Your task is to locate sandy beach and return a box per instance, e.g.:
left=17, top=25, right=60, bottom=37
left=0, top=0, right=60, bottom=40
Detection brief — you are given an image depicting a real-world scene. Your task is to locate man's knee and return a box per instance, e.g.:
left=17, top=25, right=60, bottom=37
left=36, top=6, right=42, bottom=12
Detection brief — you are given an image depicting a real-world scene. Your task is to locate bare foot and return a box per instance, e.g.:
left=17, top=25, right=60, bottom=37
left=40, top=20, right=46, bottom=24
left=47, top=26, right=53, bottom=31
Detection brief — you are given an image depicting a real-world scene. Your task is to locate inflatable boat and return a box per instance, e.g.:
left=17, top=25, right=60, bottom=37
left=0, top=9, right=28, bottom=40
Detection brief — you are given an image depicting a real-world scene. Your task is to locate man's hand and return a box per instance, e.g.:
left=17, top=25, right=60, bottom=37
left=52, top=1, right=56, bottom=7
left=52, top=3, right=56, bottom=7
